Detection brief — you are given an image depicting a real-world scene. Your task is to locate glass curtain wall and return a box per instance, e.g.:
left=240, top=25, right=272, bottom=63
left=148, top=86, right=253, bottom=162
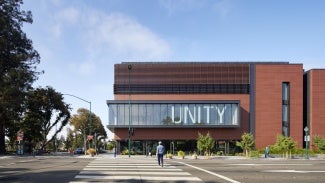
left=108, top=102, right=240, bottom=127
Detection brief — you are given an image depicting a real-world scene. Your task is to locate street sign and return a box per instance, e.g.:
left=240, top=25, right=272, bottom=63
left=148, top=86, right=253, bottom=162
left=17, top=131, right=24, bottom=141
left=87, top=135, right=94, bottom=140
left=304, top=135, right=310, bottom=142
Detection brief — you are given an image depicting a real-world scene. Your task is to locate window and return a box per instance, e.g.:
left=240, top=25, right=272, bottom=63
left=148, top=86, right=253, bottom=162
left=107, top=101, right=240, bottom=128
left=282, top=82, right=290, bottom=136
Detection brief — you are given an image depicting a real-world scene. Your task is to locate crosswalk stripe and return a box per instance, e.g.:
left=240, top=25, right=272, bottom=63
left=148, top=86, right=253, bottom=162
left=86, top=165, right=176, bottom=168
left=83, top=167, right=183, bottom=171
left=75, top=175, right=202, bottom=181
left=71, top=157, right=202, bottom=182
left=88, top=163, right=166, bottom=165
left=80, top=170, right=191, bottom=175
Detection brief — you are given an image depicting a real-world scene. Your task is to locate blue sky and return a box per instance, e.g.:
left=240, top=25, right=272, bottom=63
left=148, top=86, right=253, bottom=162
left=22, top=0, right=325, bottom=139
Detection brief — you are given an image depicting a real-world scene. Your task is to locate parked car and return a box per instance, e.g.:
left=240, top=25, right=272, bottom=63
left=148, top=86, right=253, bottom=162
left=74, top=148, right=84, bottom=154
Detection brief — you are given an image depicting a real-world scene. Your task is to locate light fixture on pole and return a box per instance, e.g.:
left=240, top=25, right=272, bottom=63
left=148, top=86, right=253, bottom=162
left=304, top=126, right=309, bottom=159
left=128, top=64, right=132, bottom=158
left=63, top=94, right=92, bottom=151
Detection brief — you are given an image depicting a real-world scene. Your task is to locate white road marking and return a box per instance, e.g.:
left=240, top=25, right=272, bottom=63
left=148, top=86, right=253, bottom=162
left=88, top=162, right=161, bottom=166
left=71, top=158, right=202, bottom=182
left=229, top=163, right=313, bottom=166
left=262, top=170, right=325, bottom=173
left=80, top=170, right=191, bottom=175
left=175, top=161, right=241, bottom=183
left=75, top=175, right=202, bottom=181
left=83, top=167, right=183, bottom=171
left=86, top=165, right=176, bottom=168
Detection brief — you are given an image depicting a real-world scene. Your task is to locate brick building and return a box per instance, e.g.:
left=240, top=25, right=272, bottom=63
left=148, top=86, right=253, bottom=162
left=107, top=62, right=323, bottom=154
left=304, top=69, right=325, bottom=149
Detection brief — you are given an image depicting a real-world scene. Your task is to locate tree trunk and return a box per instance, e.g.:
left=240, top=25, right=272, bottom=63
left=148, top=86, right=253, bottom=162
left=84, top=134, right=87, bottom=155
left=0, top=122, right=6, bottom=155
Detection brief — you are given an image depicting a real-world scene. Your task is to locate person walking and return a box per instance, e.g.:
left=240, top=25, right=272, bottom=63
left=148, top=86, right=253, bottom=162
left=265, top=146, right=269, bottom=158
left=156, top=141, right=165, bottom=167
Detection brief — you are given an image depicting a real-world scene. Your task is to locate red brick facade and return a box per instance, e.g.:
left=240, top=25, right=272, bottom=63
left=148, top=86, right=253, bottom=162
left=254, top=64, right=303, bottom=148
left=108, top=62, right=321, bottom=151
left=306, top=69, right=325, bottom=149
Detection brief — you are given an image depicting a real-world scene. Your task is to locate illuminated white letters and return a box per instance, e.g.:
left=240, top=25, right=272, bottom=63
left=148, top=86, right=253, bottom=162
left=203, top=106, right=211, bottom=124
left=109, top=103, right=239, bottom=126
left=171, top=104, right=236, bottom=125
left=184, top=106, right=196, bottom=124
left=216, top=105, right=226, bottom=124
left=171, top=106, right=182, bottom=124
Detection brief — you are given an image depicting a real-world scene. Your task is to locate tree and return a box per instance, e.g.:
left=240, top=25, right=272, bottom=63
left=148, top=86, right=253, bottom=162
left=20, top=87, right=70, bottom=151
left=91, top=114, right=107, bottom=152
left=197, top=132, right=214, bottom=156
left=70, top=108, right=107, bottom=152
left=107, top=141, right=116, bottom=151
left=0, top=0, right=41, bottom=154
left=313, top=135, right=325, bottom=152
left=236, top=133, right=255, bottom=157
left=273, top=134, right=296, bottom=159
left=65, top=128, right=74, bottom=151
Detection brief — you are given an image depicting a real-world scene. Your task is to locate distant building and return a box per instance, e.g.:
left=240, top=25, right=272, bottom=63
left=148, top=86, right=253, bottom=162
left=106, top=62, right=324, bottom=154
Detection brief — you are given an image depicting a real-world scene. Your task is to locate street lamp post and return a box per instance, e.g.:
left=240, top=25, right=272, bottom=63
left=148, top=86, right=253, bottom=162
left=63, top=94, right=92, bottom=151
left=128, top=64, right=132, bottom=158
left=304, top=126, right=309, bottom=159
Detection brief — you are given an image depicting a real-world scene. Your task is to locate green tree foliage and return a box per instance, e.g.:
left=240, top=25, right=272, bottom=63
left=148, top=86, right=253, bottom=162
left=20, top=87, right=70, bottom=151
left=0, top=0, right=42, bottom=154
left=273, top=134, right=296, bottom=159
left=197, top=132, right=214, bottom=156
left=236, top=133, right=255, bottom=157
left=69, top=108, right=107, bottom=152
left=107, top=141, right=116, bottom=151
left=313, top=135, right=325, bottom=152
left=65, top=128, right=84, bottom=151
left=65, top=128, right=74, bottom=151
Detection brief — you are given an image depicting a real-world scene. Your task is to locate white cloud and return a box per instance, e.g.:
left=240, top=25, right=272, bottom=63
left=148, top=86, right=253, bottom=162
left=67, top=61, right=96, bottom=76
left=84, top=12, right=171, bottom=60
left=57, top=7, right=79, bottom=24
left=51, top=7, right=79, bottom=37
left=50, top=6, right=171, bottom=75
left=159, top=0, right=232, bottom=18
left=159, top=0, right=204, bottom=15
left=212, top=0, right=232, bottom=18
left=79, top=61, right=96, bottom=75
left=51, top=24, right=62, bottom=38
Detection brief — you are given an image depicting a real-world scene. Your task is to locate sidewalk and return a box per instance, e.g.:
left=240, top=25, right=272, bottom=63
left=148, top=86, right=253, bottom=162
left=1, top=153, right=324, bottom=160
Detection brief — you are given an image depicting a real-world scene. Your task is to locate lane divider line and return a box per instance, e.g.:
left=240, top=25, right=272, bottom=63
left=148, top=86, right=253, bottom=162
left=174, top=161, right=241, bottom=183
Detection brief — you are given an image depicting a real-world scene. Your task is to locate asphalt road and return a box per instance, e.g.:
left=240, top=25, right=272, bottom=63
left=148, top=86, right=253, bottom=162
left=0, top=155, right=92, bottom=183
left=1, top=154, right=325, bottom=183
left=175, top=157, right=325, bottom=183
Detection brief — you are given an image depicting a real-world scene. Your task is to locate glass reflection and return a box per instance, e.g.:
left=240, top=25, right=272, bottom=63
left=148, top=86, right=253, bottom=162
left=109, top=103, right=240, bottom=127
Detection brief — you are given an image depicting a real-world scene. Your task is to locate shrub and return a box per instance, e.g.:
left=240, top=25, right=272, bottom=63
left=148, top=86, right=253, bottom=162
left=313, top=135, right=325, bottom=151
left=87, top=148, right=96, bottom=155
left=167, top=153, right=173, bottom=159
left=191, top=152, right=198, bottom=159
left=236, top=133, right=255, bottom=157
left=107, top=142, right=115, bottom=151
left=249, top=150, right=260, bottom=158
left=197, top=132, right=214, bottom=156
left=178, top=150, right=185, bottom=158
left=121, top=149, right=136, bottom=155
left=216, top=151, right=224, bottom=156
